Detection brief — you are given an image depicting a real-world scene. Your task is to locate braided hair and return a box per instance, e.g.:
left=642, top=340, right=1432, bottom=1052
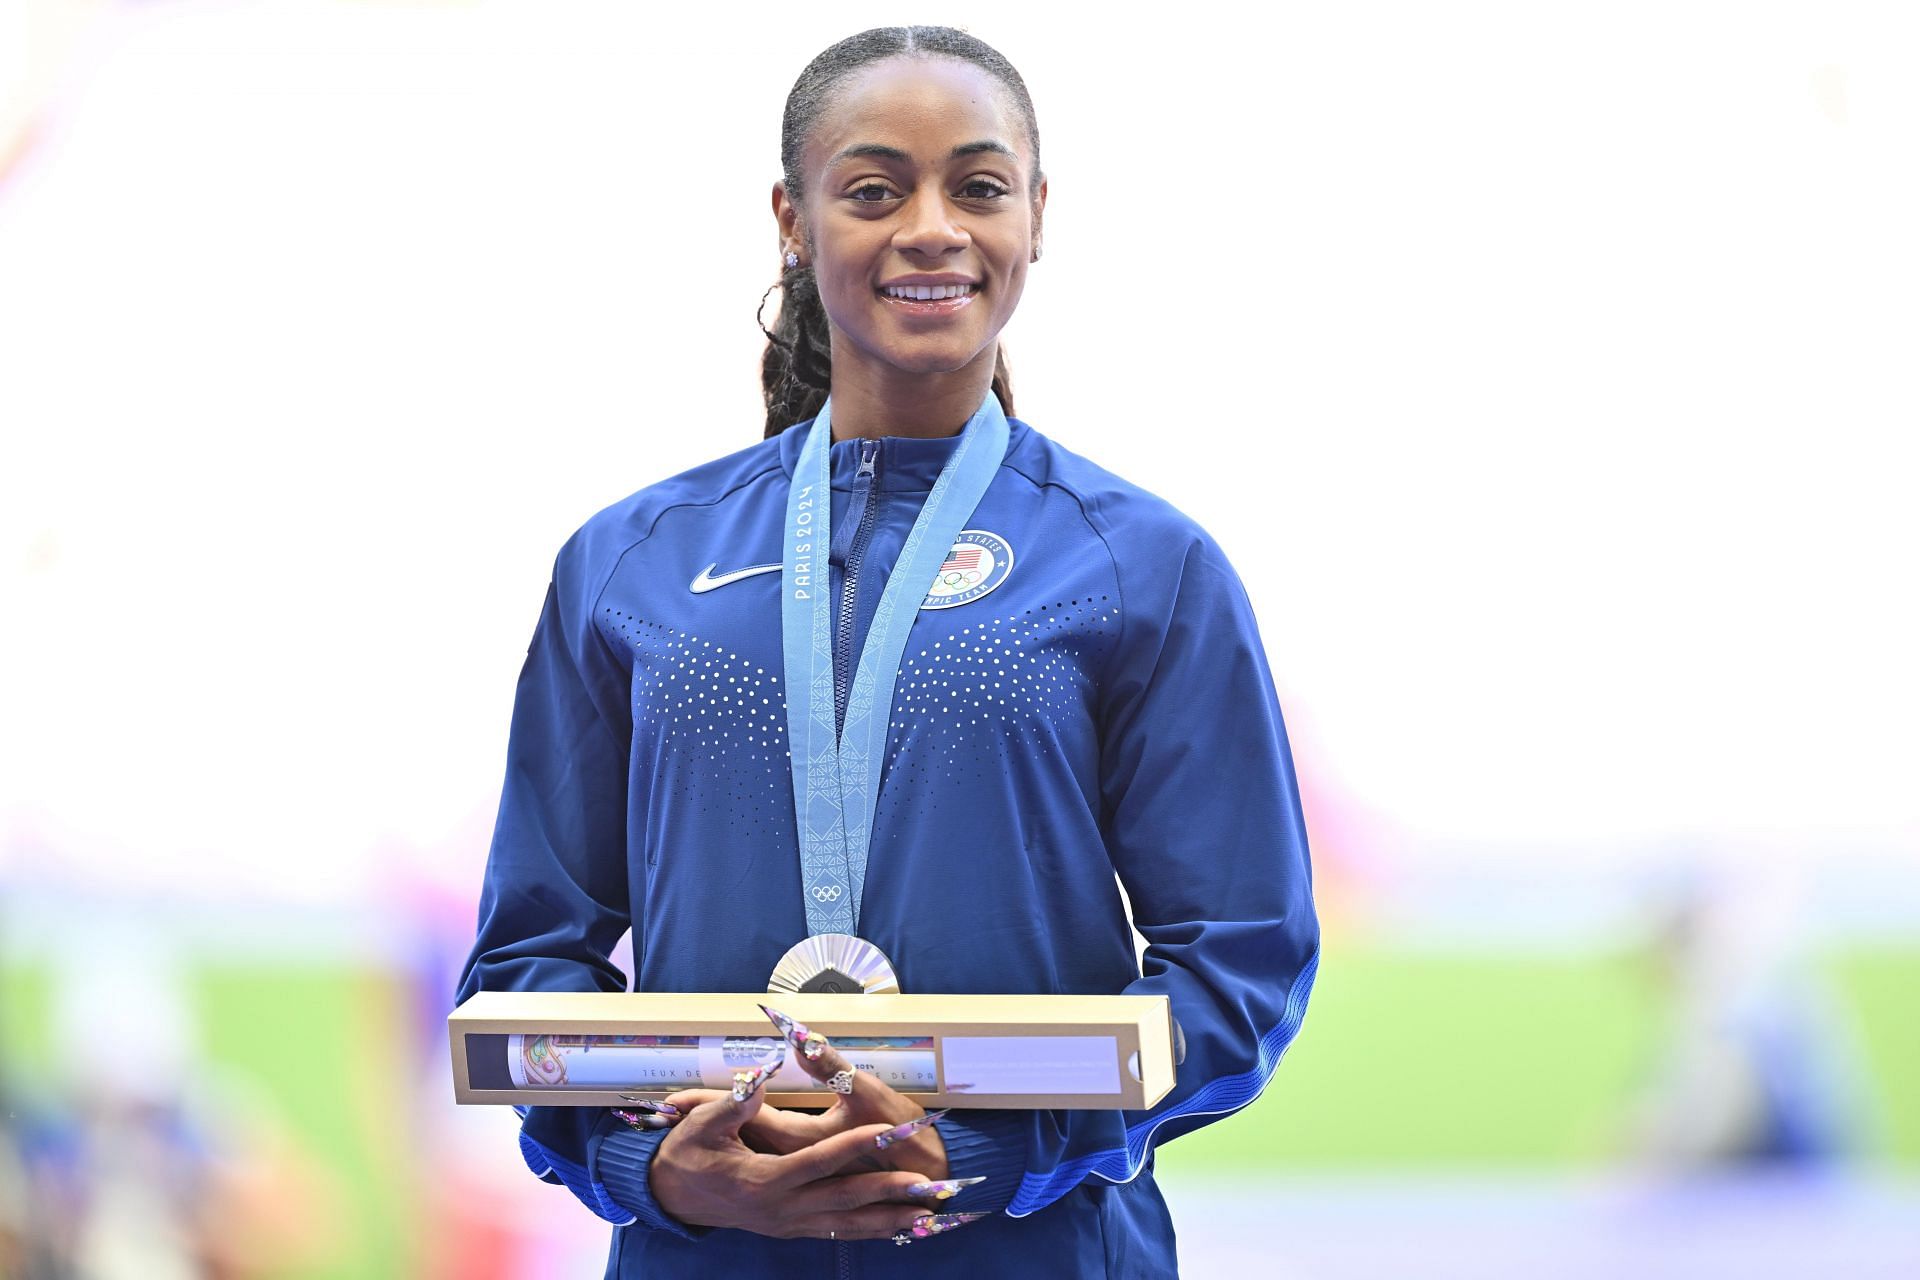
left=759, top=27, right=1044, bottom=439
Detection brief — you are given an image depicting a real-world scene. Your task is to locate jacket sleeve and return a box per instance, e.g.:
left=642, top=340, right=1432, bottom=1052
left=453, top=541, right=701, bottom=1239
left=936, top=526, right=1320, bottom=1218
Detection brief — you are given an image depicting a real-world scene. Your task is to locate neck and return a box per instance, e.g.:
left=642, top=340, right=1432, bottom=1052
left=826, top=355, right=997, bottom=443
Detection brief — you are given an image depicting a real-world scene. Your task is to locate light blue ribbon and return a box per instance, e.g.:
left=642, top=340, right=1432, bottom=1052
left=780, top=388, right=1009, bottom=936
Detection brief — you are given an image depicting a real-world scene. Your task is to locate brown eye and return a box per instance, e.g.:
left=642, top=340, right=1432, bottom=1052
left=962, top=179, right=1010, bottom=199
left=850, top=183, right=895, bottom=202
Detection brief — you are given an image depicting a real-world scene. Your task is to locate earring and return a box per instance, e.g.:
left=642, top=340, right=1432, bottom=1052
left=785, top=251, right=800, bottom=270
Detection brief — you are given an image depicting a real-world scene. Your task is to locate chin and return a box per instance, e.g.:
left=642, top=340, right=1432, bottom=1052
left=854, top=341, right=978, bottom=377
left=893, top=351, right=981, bottom=376
left=831, top=316, right=998, bottom=379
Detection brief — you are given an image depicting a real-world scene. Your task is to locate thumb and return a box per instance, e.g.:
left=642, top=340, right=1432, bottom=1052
left=716, top=1041, right=786, bottom=1135
left=660, top=1088, right=730, bottom=1113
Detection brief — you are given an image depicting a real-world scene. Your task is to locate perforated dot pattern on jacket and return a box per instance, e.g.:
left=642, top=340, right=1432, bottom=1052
left=600, top=595, right=1119, bottom=832
left=885, top=596, right=1118, bottom=793
left=601, top=609, right=789, bottom=838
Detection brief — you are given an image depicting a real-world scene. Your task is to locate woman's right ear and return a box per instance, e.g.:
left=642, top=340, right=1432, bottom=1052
left=772, top=181, right=803, bottom=265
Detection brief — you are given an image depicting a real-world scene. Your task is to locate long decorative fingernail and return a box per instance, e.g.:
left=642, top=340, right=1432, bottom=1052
left=891, top=1212, right=988, bottom=1244
left=612, top=1109, right=674, bottom=1130
left=874, top=1109, right=949, bottom=1149
left=907, top=1177, right=986, bottom=1201
left=757, top=1003, right=812, bottom=1049
left=616, top=1098, right=681, bottom=1117
left=802, top=1031, right=829, bottom=1061
left=732, top=1043, right=786, bottom=1102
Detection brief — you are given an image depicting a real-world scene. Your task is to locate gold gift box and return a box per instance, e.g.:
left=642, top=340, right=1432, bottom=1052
left=450, top=991, right=1176, bottom=1110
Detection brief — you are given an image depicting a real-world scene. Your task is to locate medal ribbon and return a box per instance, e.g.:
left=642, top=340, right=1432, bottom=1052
left=781, top=387, right=1009, bottom=936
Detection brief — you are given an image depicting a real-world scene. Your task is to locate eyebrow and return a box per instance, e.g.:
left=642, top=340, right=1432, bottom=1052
left=828, top=139, right=1018, bottom=166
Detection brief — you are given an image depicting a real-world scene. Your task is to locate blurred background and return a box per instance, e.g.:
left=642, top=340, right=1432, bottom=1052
left=2, top=1, right=1915, bottom=1276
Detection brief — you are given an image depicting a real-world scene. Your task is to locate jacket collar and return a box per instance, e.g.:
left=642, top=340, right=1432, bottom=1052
left=775, top=412, right=1027, bottom=494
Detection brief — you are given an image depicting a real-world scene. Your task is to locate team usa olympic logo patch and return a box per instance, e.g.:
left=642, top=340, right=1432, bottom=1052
left=920, top=529, right=1014, bottom=610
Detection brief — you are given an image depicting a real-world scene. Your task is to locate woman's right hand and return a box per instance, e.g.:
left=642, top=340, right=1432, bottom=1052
left=647, top=1061, right=942, bottom=1241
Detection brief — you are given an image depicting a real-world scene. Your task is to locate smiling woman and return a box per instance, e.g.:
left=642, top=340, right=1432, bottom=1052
left=457, top=24, right=1319, bottom=1280
left=760, top=31, right=1045, bottom=443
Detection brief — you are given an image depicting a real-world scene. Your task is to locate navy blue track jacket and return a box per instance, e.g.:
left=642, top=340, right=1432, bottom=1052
left=456, top=414, right=1320, bottom=1278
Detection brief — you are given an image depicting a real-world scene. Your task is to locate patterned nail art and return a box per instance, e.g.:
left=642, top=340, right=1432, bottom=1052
left=802, top=1031, right=829, bottom=1062
left=890, top=1212, right=988, bottom=1244
left=612, top=1109, right=674, bottom=1130
left=618, top=1098, right=680, bottom=1117
left=757, top=1003, right=812, bottom=1049
left=732, top=1043, right=786, bottom=1102
left=906, top=1177, right=986, bottom=1201
left=874, top=1109, right=950, bottom=1149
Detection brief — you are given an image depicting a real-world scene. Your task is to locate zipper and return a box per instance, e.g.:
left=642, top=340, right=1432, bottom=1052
left=832, top=437, right=881, bottom=740
left=837, top=1238, right=853, bottom=1280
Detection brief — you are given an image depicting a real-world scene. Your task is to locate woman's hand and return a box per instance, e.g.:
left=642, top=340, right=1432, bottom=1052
left=647, top=1048, right=945, bottom=1241
left=732, top=1006, right=953, bottom=1183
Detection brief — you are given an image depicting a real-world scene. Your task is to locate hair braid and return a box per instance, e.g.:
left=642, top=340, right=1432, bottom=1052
left=760, top=26, right=1041, bottom=440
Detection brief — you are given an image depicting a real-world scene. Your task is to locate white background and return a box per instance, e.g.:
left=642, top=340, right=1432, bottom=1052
left=3, top=1, right=1915, bottom=908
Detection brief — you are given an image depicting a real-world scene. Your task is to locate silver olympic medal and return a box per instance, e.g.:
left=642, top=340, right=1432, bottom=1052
left=767, top=933, right=901, bottom=996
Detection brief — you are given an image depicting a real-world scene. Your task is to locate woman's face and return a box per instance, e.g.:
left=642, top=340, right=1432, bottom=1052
left=780, top=56, right=1045, bottom=389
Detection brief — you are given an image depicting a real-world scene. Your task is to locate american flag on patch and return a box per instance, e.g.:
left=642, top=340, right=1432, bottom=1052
left=940, top=546, right=985, bottom=573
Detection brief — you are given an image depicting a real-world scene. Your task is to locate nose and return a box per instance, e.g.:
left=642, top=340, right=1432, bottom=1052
left=892, top=187, right=970, bottom=259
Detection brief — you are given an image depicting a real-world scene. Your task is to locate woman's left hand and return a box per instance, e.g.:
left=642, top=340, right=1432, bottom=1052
left=664, top=1007, right=950, bottom=1184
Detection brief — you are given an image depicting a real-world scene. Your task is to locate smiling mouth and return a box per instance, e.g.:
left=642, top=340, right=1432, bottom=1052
left=876, top=284, right=979, bottom=313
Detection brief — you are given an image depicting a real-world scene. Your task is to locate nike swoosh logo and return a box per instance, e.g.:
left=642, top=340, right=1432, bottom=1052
left=689, top=562, right=783, bottom=593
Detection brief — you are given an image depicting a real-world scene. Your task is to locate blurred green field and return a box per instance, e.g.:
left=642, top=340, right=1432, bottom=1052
left=4, top=943, right=1915, bottom=1277
left=1158, top=943, right=1918, bottom=1173
left=0, top=962, right=416, bottom=1280
left=1161, top=947, right=1663, bottom=1170
left=1828, top=947, right=1920, bottom=1161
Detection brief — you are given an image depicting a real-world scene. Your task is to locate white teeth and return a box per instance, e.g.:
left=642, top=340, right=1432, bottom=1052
left=882, top=284, right=973, bottom=300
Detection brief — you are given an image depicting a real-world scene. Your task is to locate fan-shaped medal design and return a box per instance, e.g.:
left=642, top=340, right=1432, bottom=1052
left=767, top=932, right=901, bottom=996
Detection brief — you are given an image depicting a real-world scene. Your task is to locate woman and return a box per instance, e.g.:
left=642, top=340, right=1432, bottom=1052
left=457, top=25, right=1319, bottom=1278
